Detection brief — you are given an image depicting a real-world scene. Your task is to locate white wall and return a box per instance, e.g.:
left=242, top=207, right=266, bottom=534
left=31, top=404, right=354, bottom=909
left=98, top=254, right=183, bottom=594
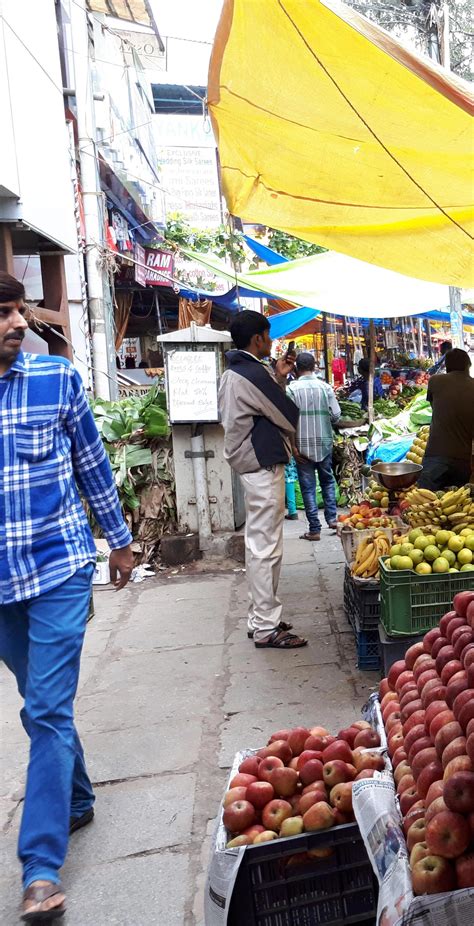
left=0, top=0, right=77, bottom=251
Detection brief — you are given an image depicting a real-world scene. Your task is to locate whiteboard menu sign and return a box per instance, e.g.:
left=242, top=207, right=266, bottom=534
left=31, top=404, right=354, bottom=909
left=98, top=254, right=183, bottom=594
left=167, top=350, right=219, bottom=423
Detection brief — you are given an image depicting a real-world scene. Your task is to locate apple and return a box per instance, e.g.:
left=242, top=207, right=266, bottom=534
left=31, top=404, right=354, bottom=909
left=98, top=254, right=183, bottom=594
left=425, top=810, right=471, bottom=858
left=412, top=747, right=438, bottom=778
left=354, top=729, right=382, bottom=750
left=296, top=750, right=322, bottom=771
left=287, top=727, right=311, bottom=756
left=425, top=700, right=449, bottom=730
left=355, top=769, right=376, bottom=780
left=393, top=760, right=411, bottom=786
left=301, top=780, right=326, bottom=796
left=253, top=830, right=278, bottom=843
left=394, top=670, right=415, bottom=694
left=258, top=757, right=284, bottom=783
left=455, top=852, right=474, bottom=889
left=329, top=782, right=353, bottom=814
left=425, top=780, right=445, bottom=806
left=415, top=669, right=438, bottom=693
left=302, top=801, right=336, bottom=832
left=268, top=729, right=291, bottom=743
left=403, top=802, right=426, bottom=835
left=400, top=786, right=420, bottom=815
left=299, top=789, right=326, bottom=815
left=246, top=781, right=275, bottom=810
left=230, top=773, right=258, bottom=789
left=425, top=796, right=448, bottom=824
left=435, top=646, right=456, bottom=675
left=443, top=771, right=474, bottom=814
left=453, top=590, right=474, bottom=619
left=310, top=725, right=330, bottom=736
left=381, top=691, right=399, bottom=709
left=223, top=800, right=256, bottom=834
left=403, top=710, right=426, bottom=734
left=401, top=699, right=424, bottom=724
left=442, top=736, right=467, bottom=770
left=226, top=835, right=253, bottom=848
left=224, top=787, right=248, bottom=807
left=299, top=759, right=324, bottom=787
left=440, top=660, right=463, bottom=686
left=413, top=655, right=435, bottom=679
left=431, top=637, right=449, bottom=659
left=304, top=734, right=327, bottom=752
left=399, top=681, right=418, bottom=701
left=444, top=755, right=473, bottom=781
left=446, top=675, right=469, bottom=708
left=423, top=627, right=442, bottom=653
left=336, top=727, right=360, bottom=749
left=417, top=761, right=444, bottom=799
left=289, top=758, right=300, bottom=771
left=468, top=665, right=474, bottom=688
left=451, top=625, right=472, bottom=647
left=388, top=660, right=408, bottom=691
left=429, top=710, right=455, bottom=741
left=269, top=767, right=298, bottom=798
left=404, top=725, right=427, bottom=757
left=459, top=700, right=474, bottom=733
left=353, top=750, right=385, bottom=773
left=382, top=701, right=401, bottom=723
left=323, top=760, right=351, bottom=787
left=411, top=856, right=456, bottom=894
left=242, top=824, right=265, bottom=839
left=434, top=721, right=463, bottom=758
left=467, top=718, right=474, bottom=738
left=454, top=632, right=474, bottom=660
left=379, top=678, right=390, bottom=698
left=410, top=842, right=431, bottom=868
left=422, top=686, right=448, bottom=711
left=461, top=644, right=474, bottom=667
left=397, top=774, right=415, bottom=795
left=261, top=799, right=293, bottom=832
left=385, top=714, right=402, bottom=736
left=467, top=599, right=474, bottom=629
left=453, top=689, right=474, bottom=721
left=446, top=617, right=467, bottom=642
left=279, top=815, right=305, bottom=837
left=333, top=808, right=351, bottom=826
left=407, top=818, right=427, bottom=852
left=387, top=732, right=404, bottom=757
left=322, top=740, right=353, bottom=764
left=239, top=756, right=262, bottom=776
left=392, top=746, right=408, bottom=769
left=405, top=641, right=425, bottom=670
left=439, top=610, right=457, bottom=637
left=408, top=736, right=433, bottom=766
left=257, top=740, right=293, bottom=764
left=467, top=733, right=474, bottom=764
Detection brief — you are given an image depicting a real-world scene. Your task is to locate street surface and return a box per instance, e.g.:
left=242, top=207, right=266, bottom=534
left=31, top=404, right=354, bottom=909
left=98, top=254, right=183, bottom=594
left=0, top=521, right=378, bottom=924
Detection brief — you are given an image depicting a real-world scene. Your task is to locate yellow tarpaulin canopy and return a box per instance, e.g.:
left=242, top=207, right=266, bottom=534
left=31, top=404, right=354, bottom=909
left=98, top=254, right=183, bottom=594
left=208, top=0, right=474, bottom=287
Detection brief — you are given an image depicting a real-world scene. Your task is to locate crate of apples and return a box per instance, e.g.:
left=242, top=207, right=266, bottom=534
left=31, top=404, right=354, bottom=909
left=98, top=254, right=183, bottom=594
left=222, top=722, right=384, bottom=848
left=379, top=589, right=474, bottom=895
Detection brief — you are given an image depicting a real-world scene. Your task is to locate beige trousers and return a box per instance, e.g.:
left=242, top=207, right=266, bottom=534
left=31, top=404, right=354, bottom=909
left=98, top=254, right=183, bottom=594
left=240, top=464, right=285, bottom=640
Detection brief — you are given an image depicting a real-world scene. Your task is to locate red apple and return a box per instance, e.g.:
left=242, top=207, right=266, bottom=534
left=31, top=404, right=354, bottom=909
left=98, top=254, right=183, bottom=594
left=440, top=660, right=463, bottom=686
left=403, top=710, right=426, bottom=734
left=223, top=800, right=256, bottom=834
left=258, top=757, right=284, bottom=783
left=400, top=786, right=420, bottom=815
left=355, top=769, right=376, bottom=780
left=423, top=627, right=442, bottom=653
left=455, top=852, right=474, bottom=889
left=310, top=725, right=330, bottom=736
left=269, top=767, right=298, bottom=798
left=388, top=731, right=405, bottom=756
left=403, top=802, right=425, bottom=835
left=404, top=725, right=426, bottom=757
left=412, top=747, right=438, bottom=778
left=297, top=750, right=323, bottom=771
left=224, top=787, right=248, bottom=807
left=353, top=750, right=385, bottom=773
left=268, top=729, right=291, bottom=743
left=459, top=700, right=474, bottom=733
left=416, top=669, right=438, bottom=692
left=394, top=670, right=415, bottom=694
left=323, top=760, right=351, bottom=788
left=435, top=646, right=456, bottom=676
left=446, top=674, right=469, bottom=708
left=417, top=761, right=443, bottom=799
left=413, top=655, right=434, bottom=678
left=444, top=755, right=473, bottom=781
left=442, top=736, right=467, bottom=770
left=301, top=780, right=326, bottom=796
left=246, top=781, right=274, bottom=809
left=405, top=642, right=425, bottom=670
left=443, top=770, right=474, bottom=814
left=302, top=801, right=336, bottom=832
left=336, top=727, right=360, bottom=749
left=287, top=727, right=310, bottom=756
left=407, top=818, right=427, bottom=852
left=289, top=757, right=299, bottom=771
left=397, top=773, right=416, bottom=795
left=411, top=855, right=456, bottom=894
left=381, top=691, right=399, bottom=709
left=453, top=591, right=474, bottom=619
left=299, top=759, right=324, bottom=787
left=439, top=610, right=457, bottom=637
left=425, top=700, right=449, bottom=730
left=425, top=780, right=445, bottom=807
left=299, top=789, right=326, bottom=816
left=393, top=760, right=411, bottom=786
left=431, top=637, right=449, bottom=659
left=434, top=721, right=463, bottom=758
left=410, top=842, right=431, bottom=868
left=467, top=733, right=474, bottom=765
left=451, top=625, right=471, bottom=647
left=382, top=701, right=401, bottom=722
left=401, top=699, right=423, bottom=723
left=467, top=719, right=474, bottom=738
left=238, top=756, right=262, bottom=776
left=467, top=599, right=474, bottom=629
left=242, top=824, right=265, bottom=839
left=257, top=740, right=293, bottom=764
left=425, top=810, right=471, bottom=858
left=261, top=799, right=293, bottom=832
left=353, top=729, right=381, bottom=750
left=454, top=632, right=474, bottom=660
left=461, top=644, right=474, bottom=667
left=322, top=740, right=353, bottom=764
left=453, top=689, right=474, bottom=721
left=408, top=736, right=433, bottom=765
left=379, top=678, right=390, bottom=698
left=329, top=781, right=353, bottom=814
left=230, top=773, right=258, bottom=789
left=399, top=681, right=418, bottom=701
left=388, top=660, right=407, bottom=691
left=446, top=617, right=467, bottom=642
left=392, top=746, right=408, bottom=769
left=385, top=714, right=402, bottom=736
left=422, top=686, right=448, bottom=710
left=425, top=796, right=448, bottom=824
left=430, top=710, right=455, bottom=741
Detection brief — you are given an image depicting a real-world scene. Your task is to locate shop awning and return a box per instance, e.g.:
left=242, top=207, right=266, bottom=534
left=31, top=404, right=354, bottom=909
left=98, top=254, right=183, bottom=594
left=268, top=306, right=320, bottom=338
left=179, top=247, right=449, bottom=319
left=208, top=0, right=474, bottom=287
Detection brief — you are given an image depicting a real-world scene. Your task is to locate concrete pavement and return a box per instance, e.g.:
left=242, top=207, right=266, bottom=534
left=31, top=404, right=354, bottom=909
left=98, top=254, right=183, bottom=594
left=0, top=521, right=379, bottom=924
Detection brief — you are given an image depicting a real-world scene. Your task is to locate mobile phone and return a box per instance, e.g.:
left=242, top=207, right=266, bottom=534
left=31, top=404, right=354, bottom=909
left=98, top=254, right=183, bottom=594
left=288, top=340, right=295, bottom=353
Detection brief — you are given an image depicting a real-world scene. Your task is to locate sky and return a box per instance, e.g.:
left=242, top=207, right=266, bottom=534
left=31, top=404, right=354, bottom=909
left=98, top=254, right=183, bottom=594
left=150, top=0, right=223, bottom=83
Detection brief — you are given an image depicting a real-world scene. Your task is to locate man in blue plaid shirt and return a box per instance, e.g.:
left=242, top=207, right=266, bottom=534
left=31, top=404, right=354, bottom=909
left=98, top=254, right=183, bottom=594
left=0, top=272, right=133, bottom=921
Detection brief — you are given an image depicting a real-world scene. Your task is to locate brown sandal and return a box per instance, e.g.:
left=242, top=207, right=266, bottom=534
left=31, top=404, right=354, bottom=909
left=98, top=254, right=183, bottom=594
left=300, top=532, right=321, bottom=541
left=255, top=629, right=308, bottom=649
left=248, top=620, right=293, bottom=639
left=22, top=883, right=65, bottom=922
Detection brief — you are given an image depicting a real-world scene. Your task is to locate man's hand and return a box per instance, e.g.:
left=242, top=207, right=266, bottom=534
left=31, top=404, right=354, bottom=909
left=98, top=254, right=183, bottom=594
left=293, top=448, right=310, bottom=464
left=275, top=354, right=295, bottom=380
left=109, top=545, right=134, bottom=590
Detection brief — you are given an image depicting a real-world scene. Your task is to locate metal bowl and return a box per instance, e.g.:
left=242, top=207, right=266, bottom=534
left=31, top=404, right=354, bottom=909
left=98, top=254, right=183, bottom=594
left=370, top=461, right=423, bottom=490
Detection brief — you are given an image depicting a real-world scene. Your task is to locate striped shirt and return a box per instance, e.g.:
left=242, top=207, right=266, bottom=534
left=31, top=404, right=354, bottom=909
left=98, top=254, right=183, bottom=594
left=0, top=352, right=132, bottom=604
left=287, top=373, right=341, bottom=462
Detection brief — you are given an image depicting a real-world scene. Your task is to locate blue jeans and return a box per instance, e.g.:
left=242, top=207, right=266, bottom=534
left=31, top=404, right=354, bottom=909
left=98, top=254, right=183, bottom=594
left=296, top=454, right=337, bottom=533
left=0, top=564, right=95, bottom=888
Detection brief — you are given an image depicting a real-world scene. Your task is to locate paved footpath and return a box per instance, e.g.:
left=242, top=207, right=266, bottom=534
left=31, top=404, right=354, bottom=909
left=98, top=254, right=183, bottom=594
left=0, top=521, right=378, bottom=924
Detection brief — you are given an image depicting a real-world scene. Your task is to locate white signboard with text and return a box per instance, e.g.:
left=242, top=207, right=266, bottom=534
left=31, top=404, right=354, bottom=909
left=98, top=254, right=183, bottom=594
left=167, top=350, right=219, bottom=423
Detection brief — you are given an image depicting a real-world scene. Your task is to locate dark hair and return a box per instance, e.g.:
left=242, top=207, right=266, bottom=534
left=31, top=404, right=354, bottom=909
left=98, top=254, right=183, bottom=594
left=0, top=272, right=25, bottom=304
left=358, top=358, right=370, bottom=375
left=295, top=351, right=316, bottom=372
left=445, top=348, right=471, bottom=372
left=230, top=310, right=270, bottom=350
left=440, top=340, right=452, bottom=355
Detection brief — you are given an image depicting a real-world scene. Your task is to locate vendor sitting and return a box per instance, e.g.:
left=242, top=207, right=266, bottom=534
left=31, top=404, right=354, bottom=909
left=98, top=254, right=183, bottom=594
left=349, top=358, right=384, bottom=409
left=419, top=348, right=474, bottom=490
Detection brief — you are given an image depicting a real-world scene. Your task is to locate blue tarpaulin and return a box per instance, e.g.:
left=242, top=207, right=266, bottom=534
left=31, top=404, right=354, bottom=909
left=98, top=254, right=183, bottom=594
left=268, top=306, right=321, bottom=338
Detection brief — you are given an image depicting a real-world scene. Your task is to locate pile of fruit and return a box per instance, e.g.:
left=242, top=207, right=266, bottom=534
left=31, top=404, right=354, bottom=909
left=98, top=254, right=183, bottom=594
left=364, top=481, right=408, bottom=516
left=386, top=526, right=474, bottom=575
left=351, top=532, right=392, bottom=579
left=380, top=589, right=474, bottom=894
left=222, top=722, right=384, bottom=848
left=338, top=502, right=401, bottom=530
left=406, top=427, right=430, bottom=466
left=404, top=485, right=474, bottom=533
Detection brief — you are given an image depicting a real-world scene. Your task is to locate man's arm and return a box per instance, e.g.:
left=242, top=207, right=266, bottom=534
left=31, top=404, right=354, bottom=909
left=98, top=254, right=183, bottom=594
left=66, top=369, right=133, bottom=589
left=326, top=384, right=341, bottom=423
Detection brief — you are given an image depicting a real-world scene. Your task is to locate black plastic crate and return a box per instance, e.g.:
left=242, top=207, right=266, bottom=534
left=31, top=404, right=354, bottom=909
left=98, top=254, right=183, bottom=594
left=343, top=567, right=380, bottom=632
left=228, top=822, right=378, bottom=926
left=378, top=623, right=423, bottom=677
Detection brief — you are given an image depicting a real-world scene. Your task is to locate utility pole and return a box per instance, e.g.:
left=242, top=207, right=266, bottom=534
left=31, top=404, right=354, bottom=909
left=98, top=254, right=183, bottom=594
left=70, top=0, right=114, bottom=399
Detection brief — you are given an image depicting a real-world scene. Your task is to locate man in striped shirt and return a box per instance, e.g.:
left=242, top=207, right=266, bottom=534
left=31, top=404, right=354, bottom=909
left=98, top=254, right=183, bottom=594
left=287, top=352, right=341, bottom=541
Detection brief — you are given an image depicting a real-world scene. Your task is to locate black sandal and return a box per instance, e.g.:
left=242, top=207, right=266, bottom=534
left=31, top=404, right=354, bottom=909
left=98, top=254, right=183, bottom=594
left=69, top=807, right=94, bottom=834
left=255, top=629, right=308, bottom=649
left=248, top=620, right=293, bottom=639
left=22, top=883, right=65, bottom=922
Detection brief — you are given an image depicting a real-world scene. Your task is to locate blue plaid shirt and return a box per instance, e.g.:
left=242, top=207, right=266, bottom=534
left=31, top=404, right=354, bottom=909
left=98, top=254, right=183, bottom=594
left=0, top=352, right=132, bottom=604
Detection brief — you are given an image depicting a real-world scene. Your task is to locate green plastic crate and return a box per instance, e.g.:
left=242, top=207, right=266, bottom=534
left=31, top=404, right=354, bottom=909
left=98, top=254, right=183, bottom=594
left=380, top=557, right=474, bottom=637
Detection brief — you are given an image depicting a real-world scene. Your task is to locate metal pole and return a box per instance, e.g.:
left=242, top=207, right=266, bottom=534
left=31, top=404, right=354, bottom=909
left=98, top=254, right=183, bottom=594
left=368, top=320, right=376, bottom=424
left=70, top=0, right=112, bottom=399
left=322, top=312, right=329, bottom=383
left=424, top=318, right=434, bottom=359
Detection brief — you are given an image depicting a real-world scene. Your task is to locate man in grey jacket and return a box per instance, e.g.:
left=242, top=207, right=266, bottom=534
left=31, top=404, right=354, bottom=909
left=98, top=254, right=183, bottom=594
left=219, top=311, right=307, bottom=650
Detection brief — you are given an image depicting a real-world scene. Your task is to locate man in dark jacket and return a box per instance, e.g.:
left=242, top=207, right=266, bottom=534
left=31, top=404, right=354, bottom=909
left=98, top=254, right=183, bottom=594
left=419, top=348, right=474, bottom=490
left=219, top=311, right=307, bottom=649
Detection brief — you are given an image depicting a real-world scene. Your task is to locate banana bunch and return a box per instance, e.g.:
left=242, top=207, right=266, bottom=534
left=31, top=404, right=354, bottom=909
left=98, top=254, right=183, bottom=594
left=352, top=532, right=391, bottom=579
left=405, top=485, right=474, bottom=533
